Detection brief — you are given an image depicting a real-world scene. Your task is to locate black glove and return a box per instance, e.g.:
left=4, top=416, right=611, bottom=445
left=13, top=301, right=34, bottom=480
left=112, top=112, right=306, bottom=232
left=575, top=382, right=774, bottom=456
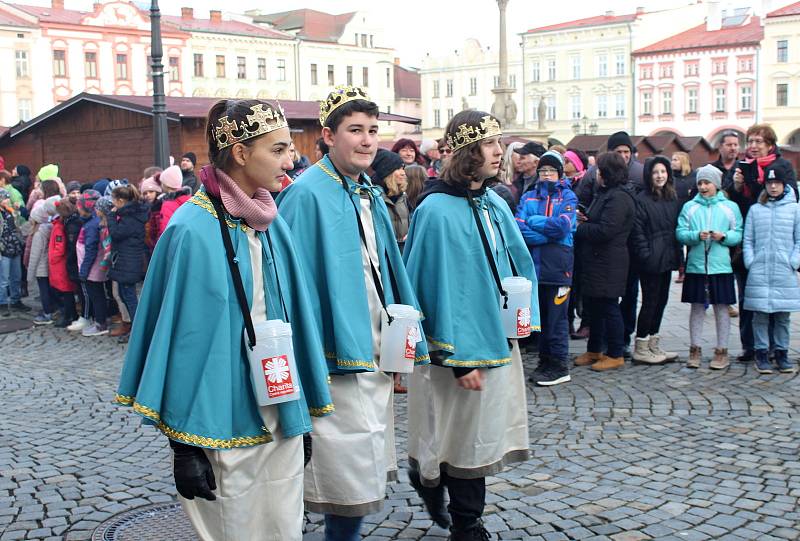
left=303, top=433, right=312, bottom=466
left=169, top=439, right=217, bottom=501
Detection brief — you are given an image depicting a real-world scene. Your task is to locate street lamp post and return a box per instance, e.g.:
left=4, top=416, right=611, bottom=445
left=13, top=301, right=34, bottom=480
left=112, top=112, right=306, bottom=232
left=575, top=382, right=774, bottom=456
left=572, top=115, right=598, bottom=136
left=150, top=0, right=169, bottom=169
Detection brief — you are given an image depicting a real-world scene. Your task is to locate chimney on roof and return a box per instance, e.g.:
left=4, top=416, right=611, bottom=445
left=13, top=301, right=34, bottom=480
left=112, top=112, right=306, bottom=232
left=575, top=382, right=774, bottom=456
left=394, top=57, right=400, bottom=65
left=51, top=0, right=64, bottom=9
left=605, top=10, right=614, bottom=16
left=181, top=7, right=193, bottom=20
left=93, top=2, right=101, bottom=11
left=210, top=10, right=222, bottom=24
left=707, top=1, right=722, bottom=31
left=635, top=6, right=645, bottom=15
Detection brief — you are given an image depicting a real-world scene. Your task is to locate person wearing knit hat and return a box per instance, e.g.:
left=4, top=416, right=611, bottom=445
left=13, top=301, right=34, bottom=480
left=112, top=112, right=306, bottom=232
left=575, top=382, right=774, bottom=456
left=75, top=187, right=110, bottom=336
left=140, top=176, right=162, bottom=204
left=27, top=200, right=56, bottom=324
left=0, top=183, right=27, bottom=315
left=517, top=147, right=577, bottom=386
left=92, top=178, right=110, bottom=196
left=104, top=179, right=129, bottom=197
left=677, top=162, right=743, bottom=369
left=66, top=181, right=81, bottom=197
left=0, top=187, right=10, bottom=205
left=37, top=164, right=59, bottom=182
left=512, top=141, right=547, bottom=203
left=77, top=189, right=101, bottom=212
left=180, top=152, right=198, bottom=193
left=159, top=165, right=183, bottom=192
left=95, top=195, right=115, bottom=217
left=155, top=165, right=192, bottom=240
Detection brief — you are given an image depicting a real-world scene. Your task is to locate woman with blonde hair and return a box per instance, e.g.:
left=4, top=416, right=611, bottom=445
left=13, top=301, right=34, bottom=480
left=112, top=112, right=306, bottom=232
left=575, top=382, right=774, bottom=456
left=671, top=152, right=695, bottom=204
left=501, top=141, right=524, bottom=186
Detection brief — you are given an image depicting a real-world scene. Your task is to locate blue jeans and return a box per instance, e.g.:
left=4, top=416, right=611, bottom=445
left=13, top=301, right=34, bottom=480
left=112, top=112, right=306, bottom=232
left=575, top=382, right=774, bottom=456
left=754, top=311, right=790, bottom=351
left=587, top=296, right=625, bottom=358
left=117, top=283, right=139, bottom=321
left=0, top=255, right=21, bottom=305
left=324, top=515, right=363, bottom=541
left=538, top=284, right=570, bottom=361
left=36, top=277, right=54, bottom=314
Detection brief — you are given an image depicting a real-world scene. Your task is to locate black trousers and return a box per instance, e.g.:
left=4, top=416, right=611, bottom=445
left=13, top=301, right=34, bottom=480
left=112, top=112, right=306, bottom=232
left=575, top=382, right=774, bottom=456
left=636, top=271, right=671, bottom=338
left=444, top=473, right=485, bottom=530
left=84, top=281, right=108, bottom=325
left=538, top=284, right=570, bottom=361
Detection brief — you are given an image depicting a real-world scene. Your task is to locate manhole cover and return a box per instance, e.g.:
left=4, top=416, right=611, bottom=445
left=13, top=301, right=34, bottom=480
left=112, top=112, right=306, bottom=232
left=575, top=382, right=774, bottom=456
left=92, top=502, right=198, bottom=541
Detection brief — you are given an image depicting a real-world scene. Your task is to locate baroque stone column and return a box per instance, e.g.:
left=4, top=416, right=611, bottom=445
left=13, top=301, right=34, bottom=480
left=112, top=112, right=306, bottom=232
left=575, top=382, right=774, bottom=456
left=491, top=0, right=517, bottom=127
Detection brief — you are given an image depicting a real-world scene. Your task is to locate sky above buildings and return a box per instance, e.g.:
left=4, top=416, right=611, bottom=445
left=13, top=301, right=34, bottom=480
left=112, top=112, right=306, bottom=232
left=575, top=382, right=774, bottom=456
left=33, top=0, right=758, bottom=67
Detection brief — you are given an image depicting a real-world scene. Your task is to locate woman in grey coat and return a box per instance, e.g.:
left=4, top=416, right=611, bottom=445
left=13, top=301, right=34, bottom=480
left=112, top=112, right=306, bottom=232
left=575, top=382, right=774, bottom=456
left=743, top=170, right=800, bottom=374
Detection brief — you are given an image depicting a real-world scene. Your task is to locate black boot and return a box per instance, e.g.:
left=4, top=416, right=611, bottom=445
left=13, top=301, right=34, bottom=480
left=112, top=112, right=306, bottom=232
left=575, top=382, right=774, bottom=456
left=450, top=520, right=491, bottom=540
left=529, top=354, right=551, bottom=383
left=408, top=468, right=450, bottom=529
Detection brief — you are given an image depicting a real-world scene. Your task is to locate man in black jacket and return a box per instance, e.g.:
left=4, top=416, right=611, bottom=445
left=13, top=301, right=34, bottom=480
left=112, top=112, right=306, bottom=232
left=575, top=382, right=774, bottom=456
left=179, top=152, right=198, bottom=193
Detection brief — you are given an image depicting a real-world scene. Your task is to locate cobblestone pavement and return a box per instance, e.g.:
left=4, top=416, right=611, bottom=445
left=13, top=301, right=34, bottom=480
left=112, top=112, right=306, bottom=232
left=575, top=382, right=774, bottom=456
left=1, top=282, right=798, bottom=541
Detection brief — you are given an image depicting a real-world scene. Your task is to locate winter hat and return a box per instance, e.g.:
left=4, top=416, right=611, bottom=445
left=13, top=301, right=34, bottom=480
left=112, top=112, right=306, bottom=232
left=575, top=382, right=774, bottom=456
left=419, top=139, right=438, bottom=155
left=0, top=188, right=10, bottom=202
left=105, top=178, right=129, bottom=196
left=95, top=195, right=114, bottom=216
left=37, top=163, right=59, bottom=181
left=66, top=181, right=82, bottom=194
left=370, top=149, right=405, bottom=184
left=160, top=165, right=183, bottom=190
left=30, top=202, right=50, bottom=224
left=696, top=164, right=723, bottom=189
left=92, top=178, right=110, bottom=195
left=514, top=141, right=546, bottom=157
left=77, top=189, right=101, bottom=211
left=42, top=195, right=60, bottom=216
left=765, top=168, right=787, bottom=184
left=564, top=150, right=586, bottom=175
left=182, top=152, right=197, bottom=167
left=537, top=150, right=564, bottom=178
left=140, top=176, right=162, bottom=193
left=607, top=131, right=635, bottom=154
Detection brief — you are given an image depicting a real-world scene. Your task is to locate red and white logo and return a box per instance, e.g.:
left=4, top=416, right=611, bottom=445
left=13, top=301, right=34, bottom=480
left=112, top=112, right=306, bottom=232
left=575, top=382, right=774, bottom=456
left=404, top=325, right=419, bottom=360
left=262, top=354, right=296, bottom=398
left=516, top=307, right=531, bottom=336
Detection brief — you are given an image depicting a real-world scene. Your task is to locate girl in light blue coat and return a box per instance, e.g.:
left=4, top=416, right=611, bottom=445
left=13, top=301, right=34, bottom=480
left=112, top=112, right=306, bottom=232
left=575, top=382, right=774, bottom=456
left=743, top=170, right=800, bottom=374
left=676, top=165, right=743, bottom=369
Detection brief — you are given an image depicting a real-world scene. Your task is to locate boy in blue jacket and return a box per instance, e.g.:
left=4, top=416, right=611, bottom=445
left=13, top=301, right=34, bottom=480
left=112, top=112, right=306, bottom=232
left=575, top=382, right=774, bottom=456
left=516, top=151, right=577, bottom=386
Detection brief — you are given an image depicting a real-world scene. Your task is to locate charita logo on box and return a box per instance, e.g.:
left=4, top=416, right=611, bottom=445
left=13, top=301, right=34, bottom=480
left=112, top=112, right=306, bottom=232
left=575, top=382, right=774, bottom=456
left=516, top=308, right=531, bottom=337
left=404, top=325, right=420, bottom=360
left=262, top=355, right=295, bottom=398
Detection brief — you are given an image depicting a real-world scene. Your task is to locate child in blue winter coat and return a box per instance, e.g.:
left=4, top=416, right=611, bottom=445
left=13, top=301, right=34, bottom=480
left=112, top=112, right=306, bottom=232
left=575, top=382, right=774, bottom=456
left=743, top=169, right=800, bottom=374
left=516, top=150, right=577, bottom=387
left=676, top=164, right=743, bottom=370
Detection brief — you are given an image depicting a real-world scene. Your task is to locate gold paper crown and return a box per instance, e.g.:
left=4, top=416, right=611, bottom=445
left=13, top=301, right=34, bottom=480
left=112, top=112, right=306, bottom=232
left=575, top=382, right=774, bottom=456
left=319, top=85, right=371, bottom=127
left=446, top=115, right=503, bottom=153
left=214, top=103, right=288, bottom=150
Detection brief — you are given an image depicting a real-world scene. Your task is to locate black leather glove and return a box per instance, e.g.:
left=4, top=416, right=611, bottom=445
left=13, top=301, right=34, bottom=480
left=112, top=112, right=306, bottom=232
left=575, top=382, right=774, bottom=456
left=303, top=433, right=312, bottom=466
left=169, top=439, right=217, bottom=501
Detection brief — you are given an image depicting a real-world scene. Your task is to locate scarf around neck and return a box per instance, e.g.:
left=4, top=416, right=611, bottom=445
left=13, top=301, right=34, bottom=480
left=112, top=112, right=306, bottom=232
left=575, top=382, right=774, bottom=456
left=199, top=165, right=276, bottom=231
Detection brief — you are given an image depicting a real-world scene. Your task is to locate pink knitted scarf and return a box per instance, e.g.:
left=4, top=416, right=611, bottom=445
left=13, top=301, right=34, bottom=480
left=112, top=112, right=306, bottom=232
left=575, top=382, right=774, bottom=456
left=199, top=165, right=276, bottom=231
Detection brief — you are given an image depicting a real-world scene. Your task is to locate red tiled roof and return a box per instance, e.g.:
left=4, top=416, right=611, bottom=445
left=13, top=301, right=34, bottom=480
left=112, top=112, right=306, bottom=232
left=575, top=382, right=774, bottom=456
left=15, top=4, right=85, bottom=24
left=394, top=66, right=420, bottom=100
left=525, top=12, right=638, bottom=34
left=633, top=16, right=762, bottom=55
left=768, top=2, right=800, bottom=17
left=254, top=9, right=355, bottom=43
left=0, top=8, right=35, bottom=28
left=162, top=15, right=290, bottom=39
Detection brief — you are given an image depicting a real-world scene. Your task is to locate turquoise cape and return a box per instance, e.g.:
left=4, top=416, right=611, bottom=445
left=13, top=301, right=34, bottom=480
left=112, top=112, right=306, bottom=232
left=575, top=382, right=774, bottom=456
left=116, top=189, right=333, bottom=449
left=276, top=155, right=429, bottom=374
left=403, top=188, right=541, bottom=367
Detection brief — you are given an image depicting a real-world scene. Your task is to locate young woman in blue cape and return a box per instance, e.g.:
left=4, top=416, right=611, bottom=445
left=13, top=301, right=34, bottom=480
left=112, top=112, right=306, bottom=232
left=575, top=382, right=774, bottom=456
left=403, top=110, right=540, bottom=540
left=115, top=98, right=333, bottom=541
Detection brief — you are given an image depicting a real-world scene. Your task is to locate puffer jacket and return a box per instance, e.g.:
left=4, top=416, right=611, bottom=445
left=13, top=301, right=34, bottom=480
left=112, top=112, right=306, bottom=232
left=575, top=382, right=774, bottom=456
left=380, top=190, right=410, bottom=250
left=676, top=192, right=742, bottom=275
left=629, top=190, right=681, bottom=274
left=48, top=217, right=74, bottom=292
left=26, top=223, right=52, bottom=280
left=743, top=187, right=800, bottom=313
left=107, top=200, right=149, bottom=284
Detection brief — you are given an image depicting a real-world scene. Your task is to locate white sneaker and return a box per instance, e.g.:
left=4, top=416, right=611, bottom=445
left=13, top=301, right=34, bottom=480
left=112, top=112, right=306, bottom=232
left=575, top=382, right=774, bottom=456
left=67, top=317, right=91, bottom=332
left=82, top=323, right=109, bottom=337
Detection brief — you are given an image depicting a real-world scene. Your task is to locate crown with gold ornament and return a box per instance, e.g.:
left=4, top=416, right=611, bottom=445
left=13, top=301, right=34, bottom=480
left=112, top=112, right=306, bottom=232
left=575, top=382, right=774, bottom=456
left=446, top=115, right=503, bottom=153
left=319, top=85, right=371, bottom=127
left=213, top=102, right=288, bottom=150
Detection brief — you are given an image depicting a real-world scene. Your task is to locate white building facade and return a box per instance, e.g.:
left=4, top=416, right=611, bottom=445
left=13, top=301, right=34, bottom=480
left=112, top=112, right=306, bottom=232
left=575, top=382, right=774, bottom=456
left=0, top=6, right=37, bottom=127
left=761, top=2, right=800, bottom=145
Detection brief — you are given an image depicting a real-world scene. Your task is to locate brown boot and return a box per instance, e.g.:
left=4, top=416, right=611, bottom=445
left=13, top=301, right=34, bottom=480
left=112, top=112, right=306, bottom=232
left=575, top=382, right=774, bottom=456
left=110, top=322, right=131, bottom=337
left=686, top=346, right=701, bottom=368
left=710, top=348, right=730, bottom=370
left=575, top=351, right=601, bottom=367
left=591, top=355, right=624, bottom=371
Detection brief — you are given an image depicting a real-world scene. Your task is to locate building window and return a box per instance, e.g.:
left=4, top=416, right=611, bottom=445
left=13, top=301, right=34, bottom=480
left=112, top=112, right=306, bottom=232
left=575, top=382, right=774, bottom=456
left=370, top=35, right=374, bottom=48
left=362, top=66, right=369, bottom=87
left=386, top=67, right=391, bottom=88
left=615, top=53, right=625, bottom=76
left=257, top=58, right=266, bottom=80
left=642, top=91, right=652, bottom=115
left=15, top=50, right=28, bottom=78
left=346, top=66, right=353, bottom=85
left=447, top=108, right=454, bottom=121
left=778, top=40, right=788, bottom=63
left=434, top=109, right=441, bottom=128
left=354, top=33, right=358, bottom=46
left=570, top=94, right=581, bottom=119
left=216, top=55, right=225, bottom=78
left=597, top=54, right=607, bottom=78
left=712, top=58, right=727, bottom=75
left=361, top=34, right=367, bottom=48
left=546, top=96, right=556, bottom=120
left=571, top=55, right=581, bottom=80
left=310, top=63, right=318, bottom=85
left=547, top=59, right=556, bottom=81
left=684, top=61, right=699, bottom=77
left=169, top=56, right=179, bottom=81
left=18, top=99, right=31, bottom=122
left=661, top=90, right=672, bottom=115
left=687, top=87, right=698, bottom=113
left=639, top=64, right=652, bottom=80
left=714, top=86, right=726, bottom=112
left=115, top=54, right=128, bottom=80
left=739, top=85, right=752, bottom=111
left=614, top=93, right=625, bottom=117
left=596, top=94, right=608, bottom=118
left=737, top=56, right=753, bottom=73
left=469, top=77, right=477, bottom=95
left=509, top=74, right=516, bottom=88
left=53, top=50, right=67, bottom=77
left=433, top=80, right=440, bottom=98
left=193, top=53, right=203, bottom=77
left=446, top=79, right=453, bottom=97
left=777, top=83, right=788, bottom=107
left=659, top=63, right=673, bottom=79
left=531, top=61, right=540, bottom=82
left=146, top=55, right=153, bottom=79
left=237, top=56, right=246, bottom=79
left=277, top=59, right=286, bottom=81
left=84, top=52, right=97, bottom=78
left=493, top=75, right=500, bottom=88
left=327, top=64, right=334, bottom=86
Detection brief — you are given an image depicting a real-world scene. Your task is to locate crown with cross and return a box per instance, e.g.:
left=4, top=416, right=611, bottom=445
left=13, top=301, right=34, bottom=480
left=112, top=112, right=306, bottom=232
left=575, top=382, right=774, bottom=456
left=446, top=115, right=503, bottom=153
left=319, top=85, right=372, bottom=127
left=214, top=103, right=288, bottom=150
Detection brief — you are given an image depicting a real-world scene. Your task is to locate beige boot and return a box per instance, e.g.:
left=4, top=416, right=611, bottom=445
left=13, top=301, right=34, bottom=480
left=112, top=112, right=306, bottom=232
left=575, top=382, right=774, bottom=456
left=632, top=337, right=666, bottom=364
left=649, top=335, right=678, bottom=362
left=591, top=355, right=625, bottom=371
left=710, top=348, right=730, bottom=370
left=686, top=346, right=701, bottom=369
left=575, top=351, right=602, bottom=367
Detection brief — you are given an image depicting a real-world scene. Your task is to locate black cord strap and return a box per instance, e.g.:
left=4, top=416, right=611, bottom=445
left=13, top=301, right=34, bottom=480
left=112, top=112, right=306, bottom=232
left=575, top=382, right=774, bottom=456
left=468, top=193, right=510, bottom=309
